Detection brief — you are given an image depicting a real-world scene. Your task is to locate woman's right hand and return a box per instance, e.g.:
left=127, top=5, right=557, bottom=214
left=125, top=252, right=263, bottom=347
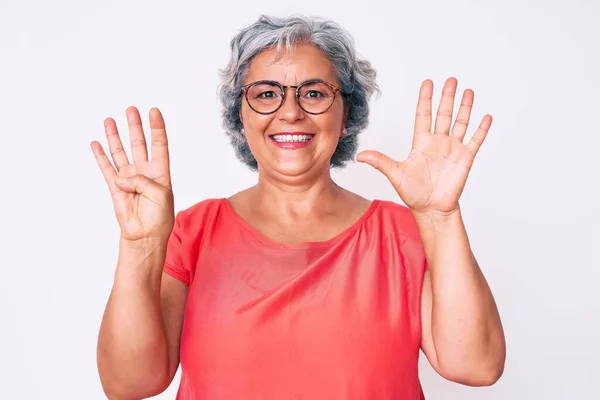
left=91, top=107, right=175, bottom=243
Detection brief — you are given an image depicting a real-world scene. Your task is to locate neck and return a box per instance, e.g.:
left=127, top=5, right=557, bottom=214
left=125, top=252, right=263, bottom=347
left=252, top=166, right=343, bottom=218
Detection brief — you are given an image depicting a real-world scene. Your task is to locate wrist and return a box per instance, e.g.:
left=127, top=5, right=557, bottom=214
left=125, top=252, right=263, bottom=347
left=412, top=206, right=462, bottom=227
left=119, top=236, right=169, bottom=252
left=116, top=237, right=168, bottom=286
left=118, top=237, right=168, bottom=266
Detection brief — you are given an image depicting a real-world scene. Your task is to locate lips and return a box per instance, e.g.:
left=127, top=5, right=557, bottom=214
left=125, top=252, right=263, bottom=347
left=269, top=133, right=315, bottom=143
left=268, top=132, right=316, bottom=149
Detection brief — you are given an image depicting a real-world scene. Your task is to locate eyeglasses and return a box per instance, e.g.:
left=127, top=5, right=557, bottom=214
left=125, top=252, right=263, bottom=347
left=241, top=79, right=341, bottom=115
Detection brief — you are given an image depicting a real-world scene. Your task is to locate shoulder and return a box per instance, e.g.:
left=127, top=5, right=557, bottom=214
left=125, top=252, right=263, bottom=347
left=169, top=198, right=235, bottom=257
left=374, top=199, right=412, bottom=216
left=370, top=200, right=428, bottom=273
left=371, top=199, right=422, bottom=242
left=174, top=198, right=229, bottom=228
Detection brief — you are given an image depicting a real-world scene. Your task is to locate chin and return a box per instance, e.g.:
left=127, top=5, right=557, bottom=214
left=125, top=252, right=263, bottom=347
left=273, top=160, right=315, bottom=177
left=259, top=156, right=322, bottom=179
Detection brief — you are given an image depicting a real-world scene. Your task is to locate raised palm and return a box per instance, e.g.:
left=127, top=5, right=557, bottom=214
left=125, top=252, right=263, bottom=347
left=357, top=77, right=492, bottom=215
left=91, top=107, right=174, bottom=242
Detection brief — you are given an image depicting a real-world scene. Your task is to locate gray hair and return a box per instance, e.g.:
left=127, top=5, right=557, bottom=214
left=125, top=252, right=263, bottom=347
left=218, top=14, right=380, bottom=170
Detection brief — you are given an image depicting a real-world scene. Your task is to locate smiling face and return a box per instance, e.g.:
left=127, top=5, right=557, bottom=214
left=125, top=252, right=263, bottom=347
left=240, top=43, right=346, bottom=180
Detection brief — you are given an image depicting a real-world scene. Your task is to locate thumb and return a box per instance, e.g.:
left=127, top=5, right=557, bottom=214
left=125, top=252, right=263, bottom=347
left=115, top=174, right=170, bottom=203
left=356, top=150, right=398, bottom=178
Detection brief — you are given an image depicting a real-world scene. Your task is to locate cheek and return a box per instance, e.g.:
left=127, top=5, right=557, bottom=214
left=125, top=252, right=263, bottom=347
left=241, top=106, right=271, bottom=133
left=317, top=106, right=345, bottom=134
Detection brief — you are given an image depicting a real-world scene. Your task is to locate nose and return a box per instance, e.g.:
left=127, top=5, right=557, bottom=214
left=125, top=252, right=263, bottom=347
left=276, top=87, right=304, bottom=123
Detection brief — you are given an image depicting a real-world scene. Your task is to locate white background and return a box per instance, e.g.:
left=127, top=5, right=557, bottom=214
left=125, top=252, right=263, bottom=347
left=2, top=0, right=599, bottom=398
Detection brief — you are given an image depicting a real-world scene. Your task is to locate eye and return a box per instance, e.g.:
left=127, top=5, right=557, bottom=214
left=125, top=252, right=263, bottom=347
left=256, top=90, right=277, bottom=99
left=247, top=83, right=282, bottom=102
left=299, top=82, right=334, bottom=101
left=304, top=90, right=324, bottom=98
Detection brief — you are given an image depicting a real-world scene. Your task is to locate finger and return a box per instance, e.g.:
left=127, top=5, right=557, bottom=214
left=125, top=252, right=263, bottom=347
left=356, top=150, right=398, bottom=179
left=433, top=77, right=458, bottom=135
left=466, top=114, right=493, bottom=156
left=104, top=117, right=130, bottom=170
left=90, top=141, right=119, bottom=195
left=126, top=106, right=149, bottom=163
left=115, top=174, right=171, bottom=205
left=450, top=89, right=474, bottom=142
left=414, top=79, right=433, bottom=136
left=149, top=108, right=170, bottom=169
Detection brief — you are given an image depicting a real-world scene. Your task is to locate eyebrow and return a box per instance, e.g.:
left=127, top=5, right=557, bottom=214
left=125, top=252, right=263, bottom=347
left=243, top=78, right=329, bottom=86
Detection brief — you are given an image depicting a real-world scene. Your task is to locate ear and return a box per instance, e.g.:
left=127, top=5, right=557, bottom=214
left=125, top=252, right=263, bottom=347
left=341, top=106, right=349, bottom=136
left=239, top=111, right=245, bottom=134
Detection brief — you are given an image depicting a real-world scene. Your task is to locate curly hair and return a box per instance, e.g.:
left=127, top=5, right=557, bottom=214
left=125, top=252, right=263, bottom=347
left=218, top=14, right=380, bottom=170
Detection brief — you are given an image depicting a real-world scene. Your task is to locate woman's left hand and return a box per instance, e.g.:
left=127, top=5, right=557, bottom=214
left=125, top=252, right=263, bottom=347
left=357, top=77, right=492, bottom=217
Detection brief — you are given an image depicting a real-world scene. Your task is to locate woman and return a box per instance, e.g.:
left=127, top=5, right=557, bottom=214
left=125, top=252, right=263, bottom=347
left=92, top=15, right=505, bottom=400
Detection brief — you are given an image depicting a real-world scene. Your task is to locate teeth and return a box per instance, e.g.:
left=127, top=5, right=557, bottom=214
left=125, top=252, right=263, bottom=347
left=271, top=134, right=314, bottom=143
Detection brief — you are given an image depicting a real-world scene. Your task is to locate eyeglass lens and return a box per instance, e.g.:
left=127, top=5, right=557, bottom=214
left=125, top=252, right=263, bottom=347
left=246, top=82, right=336, bottom=114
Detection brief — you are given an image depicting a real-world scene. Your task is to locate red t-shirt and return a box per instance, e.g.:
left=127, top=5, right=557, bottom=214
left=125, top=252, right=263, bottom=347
left=164, top=198, right=429, bottom=399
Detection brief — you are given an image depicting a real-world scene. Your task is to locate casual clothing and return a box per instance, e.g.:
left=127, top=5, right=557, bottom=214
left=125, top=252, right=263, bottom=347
left=164, top=198, right=429, bottom=399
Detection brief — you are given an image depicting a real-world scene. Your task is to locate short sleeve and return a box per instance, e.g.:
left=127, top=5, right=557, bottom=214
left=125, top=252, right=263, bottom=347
left=406, top=209, right=429, bottom=275
left=163, top=212, right=190, bottom=285
left=414, top=225, right=429, bottom=274
left=422, top=244, right=430, bottom=272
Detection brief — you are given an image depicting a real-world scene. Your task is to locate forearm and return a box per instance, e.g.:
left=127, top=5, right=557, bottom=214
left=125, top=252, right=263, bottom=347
left=97, top=238, right=170, bottom=399
left=414, top=207, right=505, bottom=383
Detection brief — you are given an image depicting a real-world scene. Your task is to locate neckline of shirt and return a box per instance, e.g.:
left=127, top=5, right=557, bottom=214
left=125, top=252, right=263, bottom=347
left=219, top=197, right=381, bottom=250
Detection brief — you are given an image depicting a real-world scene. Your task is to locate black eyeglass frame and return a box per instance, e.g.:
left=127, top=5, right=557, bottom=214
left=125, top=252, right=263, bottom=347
left=240, top=79, right=342, bottom=115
